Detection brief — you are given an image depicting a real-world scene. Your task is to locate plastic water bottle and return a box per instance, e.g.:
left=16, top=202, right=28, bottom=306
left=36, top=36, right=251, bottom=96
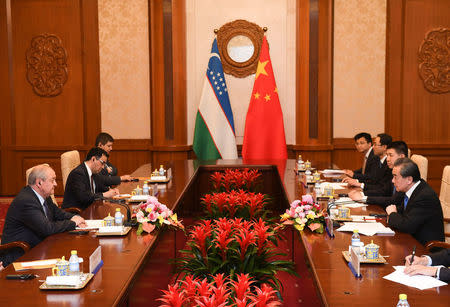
left=351, top=230, right=360, bottom=246
left=314, top=182, right=322, bottom=200
left=69, top=250, right=80, bottom=275
left=142, top=181, right=149, bottom=195
left=396, top=294, right=410, bottom=307
left=115, top=208, right=123, bottom=226
left=159, top=165, right=165, bottom=176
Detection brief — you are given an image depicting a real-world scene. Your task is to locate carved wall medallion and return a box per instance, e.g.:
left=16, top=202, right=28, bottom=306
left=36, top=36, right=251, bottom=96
left=217, top=19, right=265, bottom=78
left=26, top=34, right=68, bottom=97
left=418, top=28, right=450, bottom=94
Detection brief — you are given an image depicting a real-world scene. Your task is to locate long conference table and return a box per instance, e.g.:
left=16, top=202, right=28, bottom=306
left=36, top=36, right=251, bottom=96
left=0, top=159, right=449, bottom=306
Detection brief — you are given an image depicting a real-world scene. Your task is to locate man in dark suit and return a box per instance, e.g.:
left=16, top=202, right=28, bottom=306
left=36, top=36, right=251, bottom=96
left=62, top=147, right=120, bottom=210
left=0, top=165, right=86, bottom=267
left=96, top=132, right=118, bottom=176
left=344, top=133, right=392, bottom=187
left=385, top=158, right=444, bottom=245
left=95, top=132, right=132, bottom=186
left=348, top=141, right=408, bottom=205
left=404, top=248, right=450, bottom=282
left=343, top=132, right=379, bottom=182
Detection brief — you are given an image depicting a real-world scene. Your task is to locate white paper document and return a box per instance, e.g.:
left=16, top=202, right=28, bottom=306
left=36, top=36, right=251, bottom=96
left=20, top=259, right=58, bottom=268
left=350, top=215, right=377, bottom=223
left=322, top=169, right=345, bottom=174
left=383, top=266, right=447, bottom=290
left=76, top=219, right=103, bottom=230
left=320, top=182, right=348, bottom=190
left=334, top=197, right=367, bottom=208
left=336, top=222, right=395, bottom=236
left=98, top=226, right=124, bottom=233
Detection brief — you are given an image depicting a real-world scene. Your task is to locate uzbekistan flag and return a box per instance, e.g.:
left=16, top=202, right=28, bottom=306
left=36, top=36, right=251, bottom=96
left=193, top=38, right=237, bottom=160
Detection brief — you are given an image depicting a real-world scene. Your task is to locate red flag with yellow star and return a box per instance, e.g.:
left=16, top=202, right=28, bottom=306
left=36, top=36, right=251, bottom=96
left=242, top=36, right=287, bottom=161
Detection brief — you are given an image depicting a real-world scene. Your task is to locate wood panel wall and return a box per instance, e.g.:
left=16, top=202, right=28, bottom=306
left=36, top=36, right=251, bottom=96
left=0, top=0, right=102, bottom=195
left=385, top=0, right=450, bottom=192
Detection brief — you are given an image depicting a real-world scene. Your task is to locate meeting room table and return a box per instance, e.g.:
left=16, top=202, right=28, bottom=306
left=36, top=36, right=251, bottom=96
left=0, top=159, right=448, bottom=306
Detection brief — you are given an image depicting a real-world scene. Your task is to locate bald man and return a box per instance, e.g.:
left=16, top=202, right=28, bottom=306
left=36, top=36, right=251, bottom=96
left=0, top=165, right=86, bottom=268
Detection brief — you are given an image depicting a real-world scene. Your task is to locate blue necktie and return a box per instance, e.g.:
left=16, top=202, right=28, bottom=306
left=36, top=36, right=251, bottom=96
left=42, top=200, right=49, bottom=218
left=403, top=195, right=409, bottom=210
left=392, top=185, right=396, bottom=196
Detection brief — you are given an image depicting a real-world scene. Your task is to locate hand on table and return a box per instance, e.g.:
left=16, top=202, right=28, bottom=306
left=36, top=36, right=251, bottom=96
left=404, top=265, right=438, bottom=278
left=342, top=177, right=361, bottom=187
left=405, top=255, right=428, bottom=267
left=0, top=262, right=4, bottom=271
left=348, top=190, right=364, bottom=201
left=343, top=169, right=354, bottom=177
left=386, top=204, right=397, bottom=215
left=71, top=215, right=87, bottom=228
left=103, top=188, right=119, bottom=198
left=120, top=175, right=133, bottom=182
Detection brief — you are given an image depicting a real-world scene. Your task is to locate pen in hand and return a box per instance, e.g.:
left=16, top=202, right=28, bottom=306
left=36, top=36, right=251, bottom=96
left=410, top=245, right=416, bottom=265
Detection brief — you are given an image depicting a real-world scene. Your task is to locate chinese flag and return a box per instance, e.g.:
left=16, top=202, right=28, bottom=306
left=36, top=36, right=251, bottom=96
left=242, top=36, right=287, bottom=161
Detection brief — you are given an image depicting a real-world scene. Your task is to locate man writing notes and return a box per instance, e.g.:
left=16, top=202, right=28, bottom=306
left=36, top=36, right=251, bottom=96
left=343, top=133, right=392, bottom=188
left=343, top=133, right=379, bottom=181
left=0, top=165, right=86, bottom=267
left=62, top=148, right=120, bottom=210
left=404, top=248, right=450, bottom=282
left=385, top=158, right=444, bottom=245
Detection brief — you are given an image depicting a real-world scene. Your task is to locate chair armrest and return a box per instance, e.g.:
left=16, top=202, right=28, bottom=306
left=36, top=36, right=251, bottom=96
left=0, top=241, right=31, bottom=253
left=64, top=207, right=82, bottom=214
left=426, top=240, right=450, bottom=251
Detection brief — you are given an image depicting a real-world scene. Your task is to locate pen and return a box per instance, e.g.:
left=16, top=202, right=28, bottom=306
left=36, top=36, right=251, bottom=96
left=410, top=245, right=416, bottom=265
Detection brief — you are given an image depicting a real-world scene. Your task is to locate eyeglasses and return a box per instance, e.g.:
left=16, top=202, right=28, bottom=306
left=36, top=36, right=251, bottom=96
left=96, top=157, right=107, bottom=165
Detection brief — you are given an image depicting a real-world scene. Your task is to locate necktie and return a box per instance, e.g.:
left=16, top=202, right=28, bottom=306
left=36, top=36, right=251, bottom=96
left=42, top=200, right=49, bottom=218
left=362, top=156, right=367, bottom=174
left=403, top=195, right=409, bottom=210
left=392, top=185, right=396, bottom=196
left=90, top=176, right=95, bottom=193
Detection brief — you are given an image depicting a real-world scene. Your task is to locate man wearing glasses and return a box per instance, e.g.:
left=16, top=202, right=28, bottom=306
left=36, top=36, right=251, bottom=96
left=62, top=148, right=120, bottom=210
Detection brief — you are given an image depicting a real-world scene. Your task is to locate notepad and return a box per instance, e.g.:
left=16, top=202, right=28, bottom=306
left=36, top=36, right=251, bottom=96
left=383, top=266, right=447, bottom=290
left=13, top=259, right=59, bottom=271
left=76, top=219, right=103, bottom=230
left=336, top=222, right=395, bottom=236
left=322, top=169, right=345, bottom=174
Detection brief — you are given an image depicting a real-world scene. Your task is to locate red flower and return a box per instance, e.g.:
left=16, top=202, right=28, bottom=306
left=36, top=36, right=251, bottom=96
left=249, top=284, right=281, bottom=307
left=246, top=193, right=265, bottom=218
left=214, top=229, right=233, bottom=260
left=197, top=277, right=212, bottom=298
left=181, top=275, right=200, bottom=301
left=215, top=192, right=228, bottom=213
left=254, top=218, right=272, bottom=254
left=210, top=172, right=223, bottom=191
left=158, top=284, right=186, bottom=307
left=190, top=224, right=211, bottom=258
left=231, top=273, right=254, bottom=301
left=201, top=194, right=214, bottom=214
left=235, top=228, right=256, bottom=260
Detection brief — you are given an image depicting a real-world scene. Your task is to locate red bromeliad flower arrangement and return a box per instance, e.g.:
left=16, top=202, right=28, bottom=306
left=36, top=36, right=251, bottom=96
left=210, top=168, right=261, bottom=192
left=159, top=273, right=281, bottom=307
left=200, top=190, right=269, bottom=219
left=175, top=218, right=295, bottom=292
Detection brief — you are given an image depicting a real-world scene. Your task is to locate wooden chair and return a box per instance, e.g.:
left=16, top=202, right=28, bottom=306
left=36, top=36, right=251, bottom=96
left=439, top=166, right=450, bottom=244
left=0, top=241, right=30, bottom=269
left=425, top=241, right=450, bottom=252
left=61, top=150, right=80, bottom=191
left=411, top=154, right=428, bottom=181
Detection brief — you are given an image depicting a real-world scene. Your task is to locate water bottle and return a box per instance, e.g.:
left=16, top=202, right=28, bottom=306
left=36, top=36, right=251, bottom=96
left=314, top=182, right=321, bottom=199
left=159, top=165, right=165, bottom=176
left=142, top=181, right=149, bottom=195
left=396, top=294, right=410, bottom=307
left=115, top=208, right=123, bottom=226
left=351, top=230, right=360, bottom=246
left=69, top=250, right=80, bottom=275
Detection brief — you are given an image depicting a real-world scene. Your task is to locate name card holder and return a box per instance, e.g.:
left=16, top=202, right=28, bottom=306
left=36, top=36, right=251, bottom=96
left=348, top=247, right=362, bottom=278
left=89, top=246, right=103, bottom=274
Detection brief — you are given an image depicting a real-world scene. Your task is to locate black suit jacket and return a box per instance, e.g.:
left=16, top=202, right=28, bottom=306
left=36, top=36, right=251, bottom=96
left=100, top=160, right=118, bottom=177
left=1, top=186, right=76, bottom=266
left=364, top=163, right=394, bottom=198
left=62, top=163, right=120, bottom=210
left=353, top=148, right=379, bottom=183
left=430, top=248, right=450, bottom=282
left=387, top=180, right=444, bottom=245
